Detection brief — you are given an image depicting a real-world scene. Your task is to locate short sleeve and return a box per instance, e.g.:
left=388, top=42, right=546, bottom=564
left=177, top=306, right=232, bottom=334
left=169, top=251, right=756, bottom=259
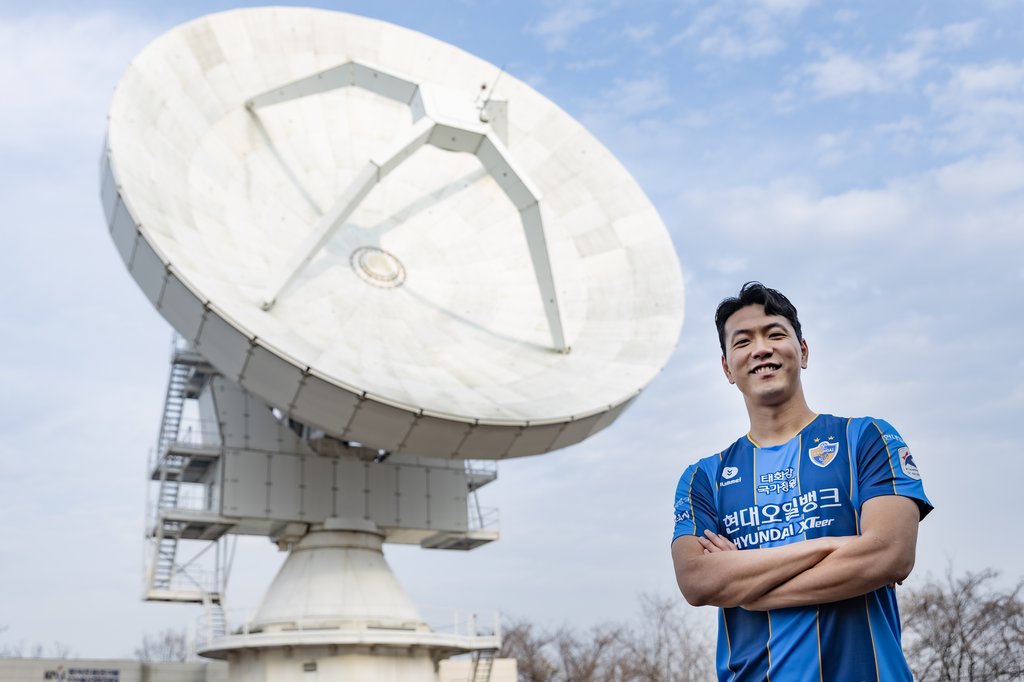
left=672, top=462, right=720, bottom=542
left=855, top=418, right=933, bottom=520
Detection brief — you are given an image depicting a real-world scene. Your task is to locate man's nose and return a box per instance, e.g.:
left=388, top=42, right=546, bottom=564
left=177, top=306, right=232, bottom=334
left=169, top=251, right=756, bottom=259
left=751, top=337, right=773, bottom=357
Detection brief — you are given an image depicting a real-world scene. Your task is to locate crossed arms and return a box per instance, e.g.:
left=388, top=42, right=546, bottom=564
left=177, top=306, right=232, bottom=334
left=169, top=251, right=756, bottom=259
left=671, top=495, right=921, bottom=610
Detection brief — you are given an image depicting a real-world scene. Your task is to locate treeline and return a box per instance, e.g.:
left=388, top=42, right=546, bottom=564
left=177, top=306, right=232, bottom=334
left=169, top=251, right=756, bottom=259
left=5, top=568, right=1022, bottom=681
left=500, top=594, right=715, bottom=682
left=500, top=568, right=1024, bottom=682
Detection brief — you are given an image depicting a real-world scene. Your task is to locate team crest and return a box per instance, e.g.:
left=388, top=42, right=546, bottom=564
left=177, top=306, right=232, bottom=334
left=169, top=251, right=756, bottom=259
left=898, top=446, right=921, bottom=480
left=808, top=440, right=839, bottom=468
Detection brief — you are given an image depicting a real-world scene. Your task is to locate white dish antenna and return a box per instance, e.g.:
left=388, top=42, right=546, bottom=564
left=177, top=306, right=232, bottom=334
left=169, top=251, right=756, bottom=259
left=101, top=7, right=684, bottom=459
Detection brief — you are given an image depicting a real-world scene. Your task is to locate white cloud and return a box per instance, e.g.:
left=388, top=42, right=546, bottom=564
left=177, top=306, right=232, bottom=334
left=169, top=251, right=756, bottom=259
left=803, top=21, right=981, bottom=98
left=595, top=75, right=674, bottom=117
left=804, top=44, right=932, bottom=97
left=681, top=149, right=1024, bottom=242
left=623, top=23, right=657, bottom=43
left=932, top=152, right=1024, bottom=200
left=696, top=26, right=785, bottom=60
left=754, top=0, right=815, bottom=11
left=927, top=60, right=1024, bottom=153
left=806, top=52, right=888, bottom=95
left=944, top=59, right=1024, bottom=94
left=833, top=8, right=859, bottom=24
left=526, top=1, right=608, bottom=51
left=908, top=20, right=981, bottom=51
left=706, top=256, right=749, bottom=275
left=682, top=179, right=908, bottom=237
left=0, top=12, right=153, bottom=151
left=673, top=0, right=815, bottom=60
left=813, top=130, right=858, bottom=166
left=564, top=56, right=616, bottom=71
left=873, top=116, right=925, bottom=135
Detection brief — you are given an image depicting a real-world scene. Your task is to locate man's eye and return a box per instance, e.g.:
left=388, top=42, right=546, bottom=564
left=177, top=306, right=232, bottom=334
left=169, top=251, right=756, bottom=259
left=734, top=339, right=749, bottom=347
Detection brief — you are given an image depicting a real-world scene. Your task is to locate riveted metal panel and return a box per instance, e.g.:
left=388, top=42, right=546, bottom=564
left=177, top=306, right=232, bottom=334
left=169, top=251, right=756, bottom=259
left=397, top=465, right=428, bottom=527
left=290, top=373, right=361, bottom=438
left=222, top=449, right=270, bottom=517
left=100, top=153, right=119, bottom=223
left=548, top=413, right=603, bottom=452
left=367, top=462, right=398, bottom=526
left=345, top=397, right=416, bottom=452
left=456, top=423, right=519, bottom=459
left=108, top=199, right=137, bottom=267
left=158, top=272, right=206, bottom=344
left=195, top=311, right=251, bottom=382
left=302, top=455, right=334, bottom=520
left=506, top=422, right=567, bottom=458
left=585, top=397, right=636, bottom=440
left=334, top=458, right=368, bottom=520
left=240, top=344, right=304, bottom=412
left=401, top=417, right=472, bottom=458
left=129, top=237, right=168, bottom=306
left=267, top=453, right=302, bottom=519
left=428, top=467, right=468, bottom=531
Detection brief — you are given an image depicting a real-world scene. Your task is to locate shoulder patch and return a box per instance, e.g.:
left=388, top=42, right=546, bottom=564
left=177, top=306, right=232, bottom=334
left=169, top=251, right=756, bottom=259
left=897, top=446, right=921, bottom=480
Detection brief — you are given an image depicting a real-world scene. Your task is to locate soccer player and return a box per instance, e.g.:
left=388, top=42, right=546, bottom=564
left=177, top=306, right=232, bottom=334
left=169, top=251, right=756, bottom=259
left=671, top=282, right=932, bottom=681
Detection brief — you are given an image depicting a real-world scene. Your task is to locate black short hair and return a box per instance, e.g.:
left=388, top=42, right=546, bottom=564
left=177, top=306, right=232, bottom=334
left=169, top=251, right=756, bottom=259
left=715, top=281, right=802, bottom=355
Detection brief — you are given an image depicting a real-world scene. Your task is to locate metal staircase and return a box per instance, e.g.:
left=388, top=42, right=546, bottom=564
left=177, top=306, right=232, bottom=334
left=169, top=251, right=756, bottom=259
left=147, top=357, right=189, bottom=596
left=201, top=592, right=228, bottom=641
left=471, top=648, right=497, bottom=682
left=144, top=338, right=227, bottom=605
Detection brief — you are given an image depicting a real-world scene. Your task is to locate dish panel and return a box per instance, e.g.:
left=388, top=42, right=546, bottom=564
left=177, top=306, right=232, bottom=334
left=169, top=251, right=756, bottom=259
left=105, top=7, right=684, bottom=458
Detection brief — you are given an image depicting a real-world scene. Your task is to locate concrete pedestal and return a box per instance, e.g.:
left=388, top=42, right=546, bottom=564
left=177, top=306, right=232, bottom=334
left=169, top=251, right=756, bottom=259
left=199, top=523, right=498, bottom=682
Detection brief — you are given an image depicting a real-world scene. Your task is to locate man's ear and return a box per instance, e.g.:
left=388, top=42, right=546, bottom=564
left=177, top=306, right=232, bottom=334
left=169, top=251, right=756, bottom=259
left=721, top=354, right=736, bottom=385
left=800, top=338, right=809, bottom=369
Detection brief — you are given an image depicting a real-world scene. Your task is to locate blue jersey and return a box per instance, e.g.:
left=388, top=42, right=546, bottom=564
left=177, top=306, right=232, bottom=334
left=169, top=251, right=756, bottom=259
left=672, top=415, right=932, bottom=682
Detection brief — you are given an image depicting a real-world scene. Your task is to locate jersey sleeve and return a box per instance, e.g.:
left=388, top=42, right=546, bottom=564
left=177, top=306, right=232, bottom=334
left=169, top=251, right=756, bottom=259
left=672, top=462, right=720, bottom=542
left=855, top=418, right=933, bottom=519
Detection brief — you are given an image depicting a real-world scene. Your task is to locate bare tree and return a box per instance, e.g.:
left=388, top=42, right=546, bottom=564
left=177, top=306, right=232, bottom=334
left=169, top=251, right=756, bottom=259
left=500, top=620, right=559, bottom=682
left=900, top=567, right=1024, bottom=681
left=0, top=628, right=75, bottom=660
left=51, top=641, right=74, bottom=660
left=613, top=594, right=715, bottom=682
left=500, top=594, right=715, bottom=682
left=134, top=628, right=189, bottom=662
left=552, top=624, right=625, bottom=681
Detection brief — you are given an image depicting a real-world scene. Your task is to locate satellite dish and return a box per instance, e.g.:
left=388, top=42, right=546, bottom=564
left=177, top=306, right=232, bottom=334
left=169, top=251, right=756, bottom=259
left=101, top=6, right=684, bottom=460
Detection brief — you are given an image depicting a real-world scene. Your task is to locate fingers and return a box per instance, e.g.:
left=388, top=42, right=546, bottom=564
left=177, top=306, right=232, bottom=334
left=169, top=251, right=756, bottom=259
left=705, top=529, right=738, bottom=550
left=699, top=529, right=738, bottom=553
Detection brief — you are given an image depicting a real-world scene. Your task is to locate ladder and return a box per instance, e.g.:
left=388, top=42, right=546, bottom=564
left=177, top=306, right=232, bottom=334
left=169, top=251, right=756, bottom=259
left=144, top=341, right=223, bottom=603
left=148, top=359, right=191, bottom=592
left=201, top=592, right=228, bottom=642
left=471, top=649, right=496, bottom=682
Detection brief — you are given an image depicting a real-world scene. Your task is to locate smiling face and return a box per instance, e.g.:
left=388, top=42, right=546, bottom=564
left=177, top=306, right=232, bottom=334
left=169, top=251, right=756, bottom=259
left=721, top=304, right=809, bottom=408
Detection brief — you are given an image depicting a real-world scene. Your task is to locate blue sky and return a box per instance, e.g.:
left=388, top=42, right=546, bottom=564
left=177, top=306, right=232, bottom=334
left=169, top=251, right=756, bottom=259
left=1, top=0, right=1023, bottom=659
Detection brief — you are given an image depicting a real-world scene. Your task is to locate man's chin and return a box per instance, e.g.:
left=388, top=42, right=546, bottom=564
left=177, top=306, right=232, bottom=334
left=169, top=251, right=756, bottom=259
left=745, top=386, right=790, bottom=407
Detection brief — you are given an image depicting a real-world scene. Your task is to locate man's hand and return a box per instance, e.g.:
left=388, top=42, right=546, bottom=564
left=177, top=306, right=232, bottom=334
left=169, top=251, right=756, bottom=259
left=672, top=532, right=848, bottom=608
left=739, top=495, right=920, bottom=611
left=675, top=496, right=920, bottom=610
left=698, top=529, right=739, bottom=554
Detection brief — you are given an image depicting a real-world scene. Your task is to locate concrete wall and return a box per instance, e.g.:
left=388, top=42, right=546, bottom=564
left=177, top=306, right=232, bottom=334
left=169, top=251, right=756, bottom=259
left=438, top=659, right=516, bottom=682
left=0, top=657, right=515, bottom=682
left=0, top=659, right=227, bottom=682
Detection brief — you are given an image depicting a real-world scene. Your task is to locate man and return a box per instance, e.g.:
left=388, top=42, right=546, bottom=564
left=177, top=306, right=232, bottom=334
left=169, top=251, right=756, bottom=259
left=671, top=282, right=932, bottom=681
